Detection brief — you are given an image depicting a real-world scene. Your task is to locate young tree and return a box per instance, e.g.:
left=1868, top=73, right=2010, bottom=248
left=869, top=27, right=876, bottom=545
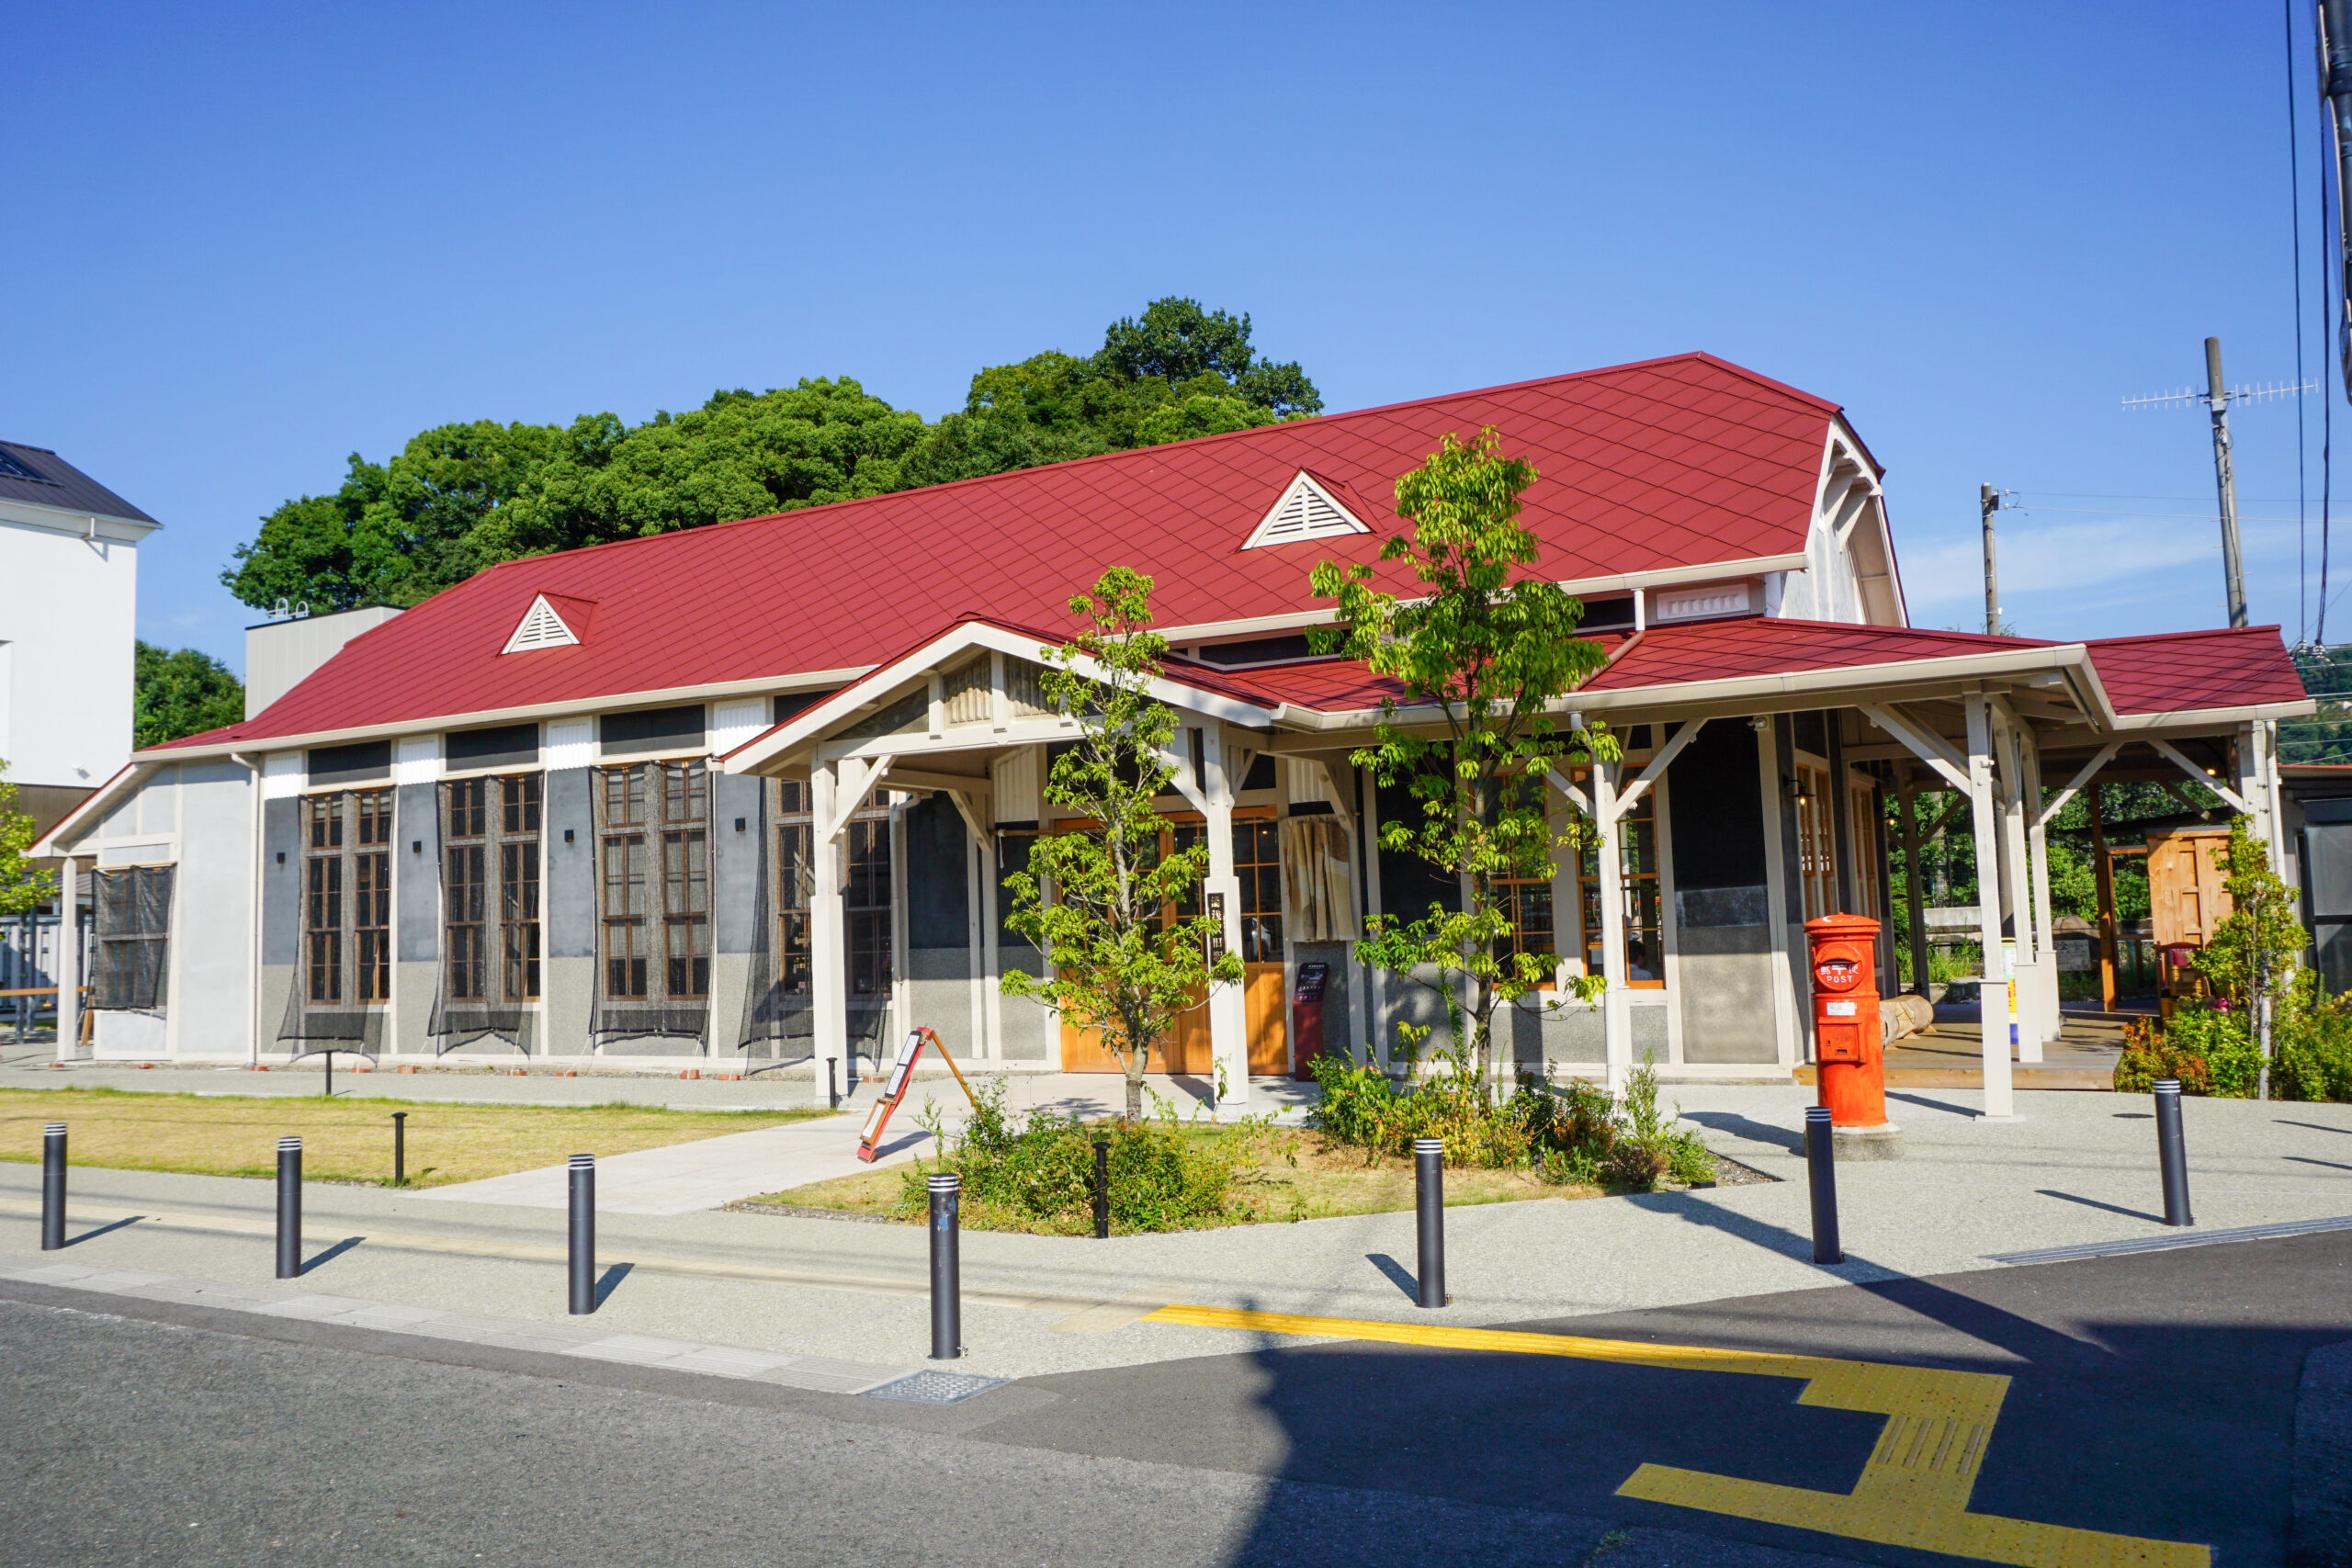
left=2193, top=818, right=2305, bottom=1100
left=1310, top=429, right=1617, bottom=1089
left=0, top=761, right=54, bottom=917
left=998, top=568, right=1243, bottom=1121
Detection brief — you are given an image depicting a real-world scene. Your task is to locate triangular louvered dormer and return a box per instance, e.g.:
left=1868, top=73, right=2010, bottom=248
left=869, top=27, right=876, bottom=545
left=501, top=593, right=584, bottom=654
left=1241, top=470, right=1372, bottom=549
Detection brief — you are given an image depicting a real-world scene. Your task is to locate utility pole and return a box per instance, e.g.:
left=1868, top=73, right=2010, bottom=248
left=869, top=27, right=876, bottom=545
left=2205, top=336, right=2249, bottom=628
left=1981, top=483, right=2001, bottom=636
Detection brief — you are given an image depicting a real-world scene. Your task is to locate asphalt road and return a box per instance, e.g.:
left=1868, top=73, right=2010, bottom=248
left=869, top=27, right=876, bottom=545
left=5, top=1229, right=2349, bottom=1568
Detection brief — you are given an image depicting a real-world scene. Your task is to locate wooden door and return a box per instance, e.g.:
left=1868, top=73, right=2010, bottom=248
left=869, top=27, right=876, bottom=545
left=1057, top=810, right=1286, bottom=1075
left=2147, top=829, right=2231, bottom=948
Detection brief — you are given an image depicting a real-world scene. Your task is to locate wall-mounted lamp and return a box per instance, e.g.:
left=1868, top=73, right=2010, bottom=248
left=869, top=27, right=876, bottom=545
left=412, top=840, right=423, bottom=855
left=1782, top=774, right=1816, bottom=805
left=1750, top=715, right=1774, bottom=734
left=563, top=829, right=575, bottom=844
left=276, top=852, right=285, bottom=864
left=734, top=817, right=746, bottom=832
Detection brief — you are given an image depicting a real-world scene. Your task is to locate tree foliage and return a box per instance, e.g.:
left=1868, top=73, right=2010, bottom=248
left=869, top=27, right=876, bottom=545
left=2192, top=819, right=2304, bottom=1100
left=222, top=299, right=1319, bottom=613
left=134, top=642, right=246, bottom=746
left=1310, top=429, right=1616, bottom=1087
left=996, top=568, right=1243, bottom=1122
left=0, top=761, right=53, bottom=917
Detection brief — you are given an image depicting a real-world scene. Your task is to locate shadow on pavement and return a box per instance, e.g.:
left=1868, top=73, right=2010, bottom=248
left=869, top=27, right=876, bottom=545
left=594, top=1261, right=632, bottom=1307
left=2036, top=1189, right=2167, bottom=1225
left=1681, top=1111, right=1802, bottom=1156
left=300, top=1235, right=366, bottom=1275
left=62, top=1215, right=142, bottom=1247
left=1363, top=1254, right=1417, bottom=1302
left=1883, top=1090, right=1979, bottom=1119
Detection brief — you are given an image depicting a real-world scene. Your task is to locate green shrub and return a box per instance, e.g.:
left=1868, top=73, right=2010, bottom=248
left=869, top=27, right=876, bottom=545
left=1307, top=1052, right=1713, bottom=1191
left=898, top=1078, right=1290, bottom=1233
left=2281, top=993, right=2352, bottom=1101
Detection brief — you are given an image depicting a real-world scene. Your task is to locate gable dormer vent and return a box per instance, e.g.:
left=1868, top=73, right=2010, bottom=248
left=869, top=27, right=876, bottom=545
left=502, top=594, right=582, bottom=654
left=1242, top=470, right=1372, bottom=550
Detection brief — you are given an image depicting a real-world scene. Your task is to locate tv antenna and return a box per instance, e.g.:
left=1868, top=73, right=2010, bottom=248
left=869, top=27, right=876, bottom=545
left=2122, top=336, right=2317, bottom=627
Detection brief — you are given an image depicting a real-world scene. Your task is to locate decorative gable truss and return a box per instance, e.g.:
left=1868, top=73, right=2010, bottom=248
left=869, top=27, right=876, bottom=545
left=1242, top=470, right=1372, bottom=550
left=502, top=593, right=588, bottom=654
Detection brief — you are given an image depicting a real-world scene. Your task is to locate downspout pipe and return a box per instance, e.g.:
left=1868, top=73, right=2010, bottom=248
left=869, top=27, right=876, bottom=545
left=2324, top=0, right=2352, bottom=394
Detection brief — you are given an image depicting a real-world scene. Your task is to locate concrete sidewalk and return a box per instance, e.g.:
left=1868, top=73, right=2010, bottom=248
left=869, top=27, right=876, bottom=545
left=5, top=1087, right=2349, bottom=1383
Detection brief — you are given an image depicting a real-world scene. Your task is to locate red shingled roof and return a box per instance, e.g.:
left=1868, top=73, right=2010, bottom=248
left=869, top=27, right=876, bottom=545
left=2080, top=626, right=2308, bottom=716
left=169, top=353, right=1844, bottom=750
left=1198, top=617, right=2307, bottom=721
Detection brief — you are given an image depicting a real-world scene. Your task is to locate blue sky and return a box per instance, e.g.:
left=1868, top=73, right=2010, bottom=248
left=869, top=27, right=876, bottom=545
left=5, top=1, right=2339, bottom=673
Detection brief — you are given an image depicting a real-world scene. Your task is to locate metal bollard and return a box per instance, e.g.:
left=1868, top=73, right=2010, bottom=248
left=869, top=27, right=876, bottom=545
left=568, top=1155, right=596, bottom=1314
left=390, top=1111, right=407, bottom=1187
left=929, top=1172, right=962, bottom=1359
left=827, top=1057, right=839, bottom=1111
left=323, top=1049, right=332, bottom=1100
left=2154, top=1079, right=2194, bottom=1227
left=1093, top=1137, right=1111, bottom=1239
left=1414, top=1137, right=1446, bottom=1309
left=40, top=1123, right=66, bottom=1251
left=276, top=1137, right=303, bottom=1279
left=1804, top=1107, right=1843, bottom=1264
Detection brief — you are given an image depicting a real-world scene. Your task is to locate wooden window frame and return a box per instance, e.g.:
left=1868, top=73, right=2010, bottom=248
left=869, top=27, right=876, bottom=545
left=600, top=761, right=709, bottom=1008
left=304, top=789, right=392, bottom=1006
left=1567, top=772, right=1666, bottom=988
left=444, top=773, right=542, bottom=1006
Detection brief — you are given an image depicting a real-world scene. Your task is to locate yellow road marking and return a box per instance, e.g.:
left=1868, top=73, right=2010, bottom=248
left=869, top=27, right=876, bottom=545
left=1143, top=1304, right=2208, bottom=1568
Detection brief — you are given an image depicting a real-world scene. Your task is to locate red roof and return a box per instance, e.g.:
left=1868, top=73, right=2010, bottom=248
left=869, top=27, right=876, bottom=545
left=1191, top=617, right=2308, bottom=722
left=2079, top=626, right=2309, bottom=716
left=171, top=353, right=1844, bottom=750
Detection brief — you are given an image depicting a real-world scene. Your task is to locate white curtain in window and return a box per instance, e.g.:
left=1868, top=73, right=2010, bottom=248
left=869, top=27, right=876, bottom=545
left=1277, top=816, right=1358, bottom=943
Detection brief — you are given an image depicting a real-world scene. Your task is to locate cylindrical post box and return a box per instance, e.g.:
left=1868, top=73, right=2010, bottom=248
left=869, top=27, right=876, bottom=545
left=1804, top=913, right=1900, bottom=1156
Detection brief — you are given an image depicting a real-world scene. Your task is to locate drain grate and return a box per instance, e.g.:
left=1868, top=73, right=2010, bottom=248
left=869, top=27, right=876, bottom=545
left=1987, top=1213, right=2352, bottom=1266
left=860, top=1370, right=1008, bottom=1404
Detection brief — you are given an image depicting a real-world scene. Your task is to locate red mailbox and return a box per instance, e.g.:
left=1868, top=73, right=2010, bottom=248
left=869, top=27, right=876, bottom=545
left=1805, top=913, right=1889, bottom=1130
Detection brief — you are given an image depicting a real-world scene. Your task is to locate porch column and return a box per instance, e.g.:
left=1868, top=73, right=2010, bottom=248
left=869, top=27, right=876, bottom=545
left=1964, top=694, right=2018, bottom=1118
left=2019, top=723, right=2056, bottom=1055
left=810, top=761, right=847, bottom=1090
left=1993, top=708, right=2043, bottom=1061
left=1201, top=727, right=1250, bottom=1113
left=1362, top=762, right=1385, bottom=1069
left=1593, top=761, right=1631, bottom=1094
left=2241, top=719, right=2284, bottom=868
left=55, top=856, right=79, bottom=1063
left=1897, top=784, right=1929, bottom=996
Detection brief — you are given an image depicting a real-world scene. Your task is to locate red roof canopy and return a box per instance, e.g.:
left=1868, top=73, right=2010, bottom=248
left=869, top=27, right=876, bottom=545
left=175, top=353, right=1846, bottom=750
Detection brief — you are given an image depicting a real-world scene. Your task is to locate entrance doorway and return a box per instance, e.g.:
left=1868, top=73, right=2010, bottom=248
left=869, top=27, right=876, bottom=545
left=1059, top=808, right=1288, bottom=1075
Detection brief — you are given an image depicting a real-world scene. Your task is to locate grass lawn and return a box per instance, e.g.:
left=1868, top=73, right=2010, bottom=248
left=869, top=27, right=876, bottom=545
left=0, top=1089, right=831, bottom=1189
left=756, top=1125, right=1603, bottom=1233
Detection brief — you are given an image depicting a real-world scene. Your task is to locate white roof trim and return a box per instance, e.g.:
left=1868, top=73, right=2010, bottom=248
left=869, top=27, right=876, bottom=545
left=502, top=595, right=582, bottom=654
left=1242, top=471, right=1372, bottom=550
left=720, top=620, right=1278, bottom=775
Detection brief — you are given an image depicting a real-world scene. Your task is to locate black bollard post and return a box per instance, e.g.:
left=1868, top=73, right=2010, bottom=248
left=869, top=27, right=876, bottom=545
left=276, top=1137, right=303, bottom=1279
left=827, top=1057, right=839, bottom=1111
left=1804, top=1107, right=1843, bottom=1264
left=568, top=1155, right=596, bottom=1314
left=1093, top=1137, right=1111, bottom=1239
left=929, top=1172, right=962, bottom=1359
left=1414, top=1137, right=1447, bottom=1309
left=40, top=1122, right=66, bottom=1251
left=2154, top=1079, right=2194, bottom=1227
left=390, top=1111, right=407, bottom=1187
left=323, top=1049, right=332, bottom=1099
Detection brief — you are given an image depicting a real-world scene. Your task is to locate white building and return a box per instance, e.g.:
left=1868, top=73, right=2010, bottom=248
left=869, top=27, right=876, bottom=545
left=0, top=439, right=156, bottom=838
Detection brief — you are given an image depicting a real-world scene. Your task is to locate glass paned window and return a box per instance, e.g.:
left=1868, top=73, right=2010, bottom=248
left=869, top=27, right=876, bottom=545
left=1796, top=761, right=1836, bottom=920
left=444, top=773, right=541, bottom=1006
left=304, top=789, right=391, bottom=1005
left=1573, top=775, right=1665, bottom=987
left=1233, top=816, right=1283, bottom=963
left=600, top=761, right=708, bottom=1010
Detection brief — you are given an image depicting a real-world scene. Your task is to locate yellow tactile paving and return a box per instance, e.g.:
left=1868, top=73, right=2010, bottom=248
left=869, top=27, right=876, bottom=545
left=1142, top=1304, right=2209, bottom=1568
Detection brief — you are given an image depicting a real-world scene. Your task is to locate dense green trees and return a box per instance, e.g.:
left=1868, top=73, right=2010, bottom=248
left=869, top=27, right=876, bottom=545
left=222, top=299, right=1319, bottom=614
left=133, top=642, right=245, bottom=747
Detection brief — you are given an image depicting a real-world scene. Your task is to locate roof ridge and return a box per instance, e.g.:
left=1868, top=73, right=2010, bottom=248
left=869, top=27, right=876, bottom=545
left=413, top=353, right=1839, bottom=587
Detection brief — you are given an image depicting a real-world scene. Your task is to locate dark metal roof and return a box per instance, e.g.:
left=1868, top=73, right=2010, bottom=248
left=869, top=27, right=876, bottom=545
left=0, top=440, right=158, bottom=526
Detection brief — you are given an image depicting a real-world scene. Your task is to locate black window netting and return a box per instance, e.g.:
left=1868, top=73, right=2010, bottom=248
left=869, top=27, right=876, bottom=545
left=278, top=790, right=390, bottom=1053
left=90, top=865, right=173, bottom=1013
left=428, top=773, right=542, bottom=1055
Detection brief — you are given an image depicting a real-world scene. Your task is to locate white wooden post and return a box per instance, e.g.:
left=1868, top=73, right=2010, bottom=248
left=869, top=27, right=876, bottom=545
left=2019, top=724, right=2056, bottom=1055
left=1594, top=761, right=1631, bottom=1094
left=1201, top=727, right=1249, bottom=1113
left=1993, top=712, right=2041, bottom=1064
left=1965, top=694, right=2017, bottom=1118
left=1362, top=761, right=1385, bottom=1069
left=55, top=856, right=79, bottom=1063
left=810, top=761, right=846, bottom=1090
